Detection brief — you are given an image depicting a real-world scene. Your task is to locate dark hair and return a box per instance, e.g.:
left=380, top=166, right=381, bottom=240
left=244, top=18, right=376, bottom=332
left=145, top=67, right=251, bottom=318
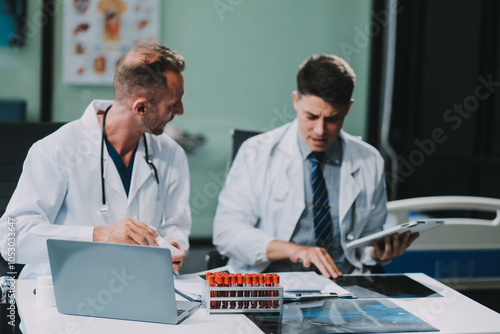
left=296, top=54, right=356, bottom=109
left=114, top=42, right=185, bottom=104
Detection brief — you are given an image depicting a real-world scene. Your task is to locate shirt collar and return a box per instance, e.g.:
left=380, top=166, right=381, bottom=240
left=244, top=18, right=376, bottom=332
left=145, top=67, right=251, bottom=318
left=297, top=129, right=343, bottom=165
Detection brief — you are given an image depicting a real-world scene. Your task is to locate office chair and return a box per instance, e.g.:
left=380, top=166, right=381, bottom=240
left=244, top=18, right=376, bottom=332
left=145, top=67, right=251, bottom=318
left=0, top=121, right=65, bottom=334
left=0, top=122, right=65, bottom=277
left=206, top=129, right=261, bottom=270
left=384, top=196, right=500, bottom=286
left=229, top=129, right=262, bottom=166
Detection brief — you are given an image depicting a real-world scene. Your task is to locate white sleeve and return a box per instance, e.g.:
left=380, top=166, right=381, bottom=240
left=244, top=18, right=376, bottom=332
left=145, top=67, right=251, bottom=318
left=156, top=147, right=192, bottom=252
left=213, top=142, right=274, bottom=267
left=359, top=156, right=388, bottom=267
left=0, top=144, right=94, bottom=264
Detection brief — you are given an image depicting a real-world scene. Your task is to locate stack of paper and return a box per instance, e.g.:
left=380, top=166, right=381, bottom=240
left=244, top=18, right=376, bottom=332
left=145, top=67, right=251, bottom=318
left=279, top=272, right=353, bottom=300
left=174, top=274, right=205, bottom=301
left=174, top=265, right=235, bottom=301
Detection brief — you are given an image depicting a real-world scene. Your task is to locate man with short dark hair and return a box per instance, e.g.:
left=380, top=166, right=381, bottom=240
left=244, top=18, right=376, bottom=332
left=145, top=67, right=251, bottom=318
left=213, top=54, right=418, bottom=278
left=0, top=42, right=191, bottom=279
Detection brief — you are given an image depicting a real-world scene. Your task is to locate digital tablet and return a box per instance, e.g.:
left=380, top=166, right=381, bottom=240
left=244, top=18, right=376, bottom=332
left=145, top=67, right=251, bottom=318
left=345, top=220, right=444, bottom=249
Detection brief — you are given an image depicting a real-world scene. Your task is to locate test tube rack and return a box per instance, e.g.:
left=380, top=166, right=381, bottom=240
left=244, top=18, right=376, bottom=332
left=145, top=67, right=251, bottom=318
left=204, top=285, right=283, bottom=315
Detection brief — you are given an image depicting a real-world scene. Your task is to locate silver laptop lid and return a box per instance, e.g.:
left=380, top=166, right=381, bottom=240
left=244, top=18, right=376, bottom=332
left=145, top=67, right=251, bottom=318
left=47, top=239, right=184, bottom=324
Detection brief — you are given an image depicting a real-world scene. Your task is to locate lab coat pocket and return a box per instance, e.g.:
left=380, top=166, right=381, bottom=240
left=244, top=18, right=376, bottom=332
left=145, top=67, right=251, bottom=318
left=146, top=199, right=162, bottom=228
left=266, top=182, right=296, bottom=239
left=352, top=207, right=371, bottom=237
left=271, top=182, right=289, bottom=202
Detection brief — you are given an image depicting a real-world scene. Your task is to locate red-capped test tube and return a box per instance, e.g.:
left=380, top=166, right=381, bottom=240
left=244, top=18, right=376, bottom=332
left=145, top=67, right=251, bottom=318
left=223, top=275, right=230, bottom=309
left=208, top=274, right=216, bottom=309
left=265, top=274, right=274, bottom=308
left=230, top=274, right=237, bottom=308
left=272, top=274, right=280, bottom=309
left=251, top=274, right=259, bottom=309
left=258, top=274, right=265, bottom=308
left=215, top=273, right=224, bottom=309
left=244, top=274, right=252, bottom=309
left=236, top=274, right=244, bottom=308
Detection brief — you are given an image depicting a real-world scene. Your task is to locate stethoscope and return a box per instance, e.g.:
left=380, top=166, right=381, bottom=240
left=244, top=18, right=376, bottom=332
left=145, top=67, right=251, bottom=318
left=100, top=105, right=160, bottom=215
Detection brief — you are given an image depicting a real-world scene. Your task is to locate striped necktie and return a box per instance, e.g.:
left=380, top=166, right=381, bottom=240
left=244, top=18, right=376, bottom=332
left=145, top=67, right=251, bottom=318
left=310, top=151, right=334, bottom=250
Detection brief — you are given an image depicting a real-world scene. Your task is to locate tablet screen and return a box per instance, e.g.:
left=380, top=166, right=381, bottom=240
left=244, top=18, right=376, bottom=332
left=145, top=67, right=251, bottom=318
left=334, top=274, right=440, bottom=298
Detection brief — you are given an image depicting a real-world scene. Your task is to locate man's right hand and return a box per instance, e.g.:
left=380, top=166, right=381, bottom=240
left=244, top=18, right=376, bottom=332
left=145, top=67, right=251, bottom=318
left=267, top=240, right=342, bottom=279
left=93, top=217, right=159, bottom=246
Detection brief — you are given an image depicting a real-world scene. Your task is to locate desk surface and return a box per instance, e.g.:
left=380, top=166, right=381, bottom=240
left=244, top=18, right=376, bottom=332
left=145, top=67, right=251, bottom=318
left=16, top=273, right=500, bottom=334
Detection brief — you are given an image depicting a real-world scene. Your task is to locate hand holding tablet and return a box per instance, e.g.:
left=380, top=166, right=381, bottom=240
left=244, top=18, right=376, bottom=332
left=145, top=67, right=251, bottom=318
left=346, top=220, right=445, bottom=250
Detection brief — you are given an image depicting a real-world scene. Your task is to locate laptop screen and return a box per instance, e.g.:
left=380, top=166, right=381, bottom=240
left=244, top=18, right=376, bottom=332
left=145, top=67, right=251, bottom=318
left=47, top=239, right=190, bottom=324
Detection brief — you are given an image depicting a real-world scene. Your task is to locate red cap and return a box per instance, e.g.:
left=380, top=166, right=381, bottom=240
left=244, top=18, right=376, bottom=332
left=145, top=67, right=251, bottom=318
left=230, top=274, right=237, bottom=285
left=245, top=274, right=252, bottom=285
left=266, top=274, right=273, bottom=285
left=224, top=275, right=230, bottom=285
left=237, top=275, right=244, bottom=285
left=272, top=273, right=280, bottom=285
left=208, top=274, right=215, bottom=286
left=258, top=274, right=265, bottom=285
left=252, top=274, right=259, bottom=285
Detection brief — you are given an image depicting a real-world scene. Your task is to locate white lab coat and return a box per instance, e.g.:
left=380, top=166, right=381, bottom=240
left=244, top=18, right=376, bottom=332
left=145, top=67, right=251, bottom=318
left=213, top=120, right=387, bottom=273
left=0, top=100, right=192, bottom=279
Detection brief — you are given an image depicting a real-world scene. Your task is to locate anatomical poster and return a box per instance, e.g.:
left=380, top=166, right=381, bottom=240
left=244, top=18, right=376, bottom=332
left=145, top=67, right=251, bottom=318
left=63, top=0, right=160, bottom=85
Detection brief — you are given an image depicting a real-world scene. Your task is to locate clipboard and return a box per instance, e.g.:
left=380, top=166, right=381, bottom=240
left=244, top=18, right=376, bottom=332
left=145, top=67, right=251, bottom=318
left=346, top=220, right=444, bottom=249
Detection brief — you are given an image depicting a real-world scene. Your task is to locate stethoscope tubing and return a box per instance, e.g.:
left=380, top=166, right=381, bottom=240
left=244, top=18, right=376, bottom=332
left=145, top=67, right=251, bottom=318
left=100, top=105, right=159, bottom=214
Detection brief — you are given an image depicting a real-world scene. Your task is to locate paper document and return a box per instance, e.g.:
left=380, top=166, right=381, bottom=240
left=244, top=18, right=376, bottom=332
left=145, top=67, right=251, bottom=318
left=279, top=272, right=352, bottom=298
left=173, top=265, right=235, bottom=302
left=156, top=235, right=181, bottom=255
left=174, top=274, right=205, bottom=301
left=346, top=220, right=444, bottom=249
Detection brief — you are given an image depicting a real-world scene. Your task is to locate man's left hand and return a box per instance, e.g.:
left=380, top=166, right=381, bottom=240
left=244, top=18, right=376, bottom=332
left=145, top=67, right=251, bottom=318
left=370, top=231, right=420, bottom=261
left=166, top=237, right=186, bottom=272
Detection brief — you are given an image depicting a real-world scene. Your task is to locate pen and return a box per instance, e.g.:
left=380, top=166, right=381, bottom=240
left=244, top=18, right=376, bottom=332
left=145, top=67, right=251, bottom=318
left=296, top=292, right=338, bottom=301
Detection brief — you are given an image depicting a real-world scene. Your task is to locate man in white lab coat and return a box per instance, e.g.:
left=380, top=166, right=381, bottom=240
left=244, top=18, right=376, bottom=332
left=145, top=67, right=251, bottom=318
left=213, top=54, right=418, bottom=277
left=0, top=42, right=191, bottom=279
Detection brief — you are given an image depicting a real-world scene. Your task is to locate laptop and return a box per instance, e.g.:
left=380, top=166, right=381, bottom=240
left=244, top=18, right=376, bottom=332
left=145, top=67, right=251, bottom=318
left=46, top=239, right=200, bottom=324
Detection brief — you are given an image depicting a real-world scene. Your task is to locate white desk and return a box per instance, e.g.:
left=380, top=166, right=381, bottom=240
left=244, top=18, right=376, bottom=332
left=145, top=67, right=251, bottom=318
left=16, top=280, right=261, bottom=334
left=16, top=273, right=500, bottom=334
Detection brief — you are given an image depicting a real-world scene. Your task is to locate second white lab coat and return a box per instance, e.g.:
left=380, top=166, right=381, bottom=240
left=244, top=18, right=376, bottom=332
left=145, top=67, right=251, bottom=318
left=213, top=120, right=387, bottom=273
left=0, top=100, right=192, bottom=278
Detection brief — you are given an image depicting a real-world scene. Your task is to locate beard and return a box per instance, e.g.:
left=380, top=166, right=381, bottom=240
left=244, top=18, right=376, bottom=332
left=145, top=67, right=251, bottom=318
left=142, top=106, right=167, bottom=135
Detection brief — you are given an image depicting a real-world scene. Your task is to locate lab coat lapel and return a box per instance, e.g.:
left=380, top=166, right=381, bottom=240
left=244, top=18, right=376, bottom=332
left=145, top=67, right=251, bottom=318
left=81, top=99, right=113, bottom=159
left=128, top=136, right=153, bottom=205
left=102, top=151, right=128, bottom=201
left=277, top=121, right=305, bottom=240
left=81, top=100, right=128, bottom=201
left=339, top=133, right=361, bottom=225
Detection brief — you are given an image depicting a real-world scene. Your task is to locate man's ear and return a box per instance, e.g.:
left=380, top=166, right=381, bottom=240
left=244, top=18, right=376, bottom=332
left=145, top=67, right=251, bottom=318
left=344, top=99, right=354, bottom=117
left=292, top=91, right=300, bottom=113
left=132, top=98, right=148, bottom=116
